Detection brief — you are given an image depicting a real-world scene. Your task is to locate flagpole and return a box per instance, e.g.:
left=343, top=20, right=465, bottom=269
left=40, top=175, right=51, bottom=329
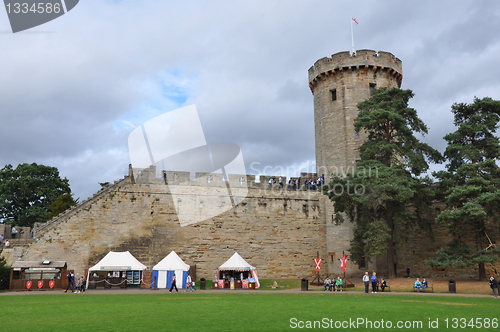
left=350, top=17, right=355, bottom=56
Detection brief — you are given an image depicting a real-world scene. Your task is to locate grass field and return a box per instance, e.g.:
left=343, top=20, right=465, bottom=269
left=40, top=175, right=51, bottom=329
left=2, top=290, right=498, bottom=331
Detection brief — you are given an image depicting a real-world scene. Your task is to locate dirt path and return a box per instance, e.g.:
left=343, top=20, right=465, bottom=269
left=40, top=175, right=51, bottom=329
left=2, top=278, right=495, bottom=297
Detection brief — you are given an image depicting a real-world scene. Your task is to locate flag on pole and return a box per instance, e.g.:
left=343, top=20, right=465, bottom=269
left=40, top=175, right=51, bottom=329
left=350, top=18, right=358, bottom=56
left=340, top=255, right=348, bottom=272
left=314, top=258, right=322, bottom=271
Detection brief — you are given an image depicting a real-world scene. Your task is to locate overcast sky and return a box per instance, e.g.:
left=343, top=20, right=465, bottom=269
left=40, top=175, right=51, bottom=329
left=1, top=0, right=499, bottom=200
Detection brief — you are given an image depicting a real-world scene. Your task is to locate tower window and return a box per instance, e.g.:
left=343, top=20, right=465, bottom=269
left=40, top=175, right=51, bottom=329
left=369, top=83, right=376, bottom=96
left=330, top=89, right=337, bottom=101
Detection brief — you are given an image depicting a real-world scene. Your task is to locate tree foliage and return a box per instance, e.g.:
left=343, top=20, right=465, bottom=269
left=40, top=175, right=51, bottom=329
left=324, top=88, right=442, bottom=278
left=0, top=249, right=10, bottom=290
left=429, top=97, right=500, bottom=280
left=44, top=193, right=79, bottom=221
left=0, top=163, right=72, bottom=228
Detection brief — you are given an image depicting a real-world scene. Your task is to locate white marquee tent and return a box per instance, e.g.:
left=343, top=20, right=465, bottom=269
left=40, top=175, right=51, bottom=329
left=89, top=251, right=148, bottom=271
left=87, top=251, right=147, bottom=288
left=152, top=251, right=190, bottom=289
left=218, top=252, right=260, bottom=288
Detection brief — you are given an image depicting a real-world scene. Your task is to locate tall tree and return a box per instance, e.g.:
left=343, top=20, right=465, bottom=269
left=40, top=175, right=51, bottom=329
left=323, top=88, right=442, bottom=278
left=44, top=193, right=79, bottom=221
left=0, top=163, right=72, bottom=228
left=429, top=97, right=500, bottom=280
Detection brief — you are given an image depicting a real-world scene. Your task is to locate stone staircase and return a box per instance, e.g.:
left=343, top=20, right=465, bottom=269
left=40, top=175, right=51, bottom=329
left=34, top=175, right=131, bottom=238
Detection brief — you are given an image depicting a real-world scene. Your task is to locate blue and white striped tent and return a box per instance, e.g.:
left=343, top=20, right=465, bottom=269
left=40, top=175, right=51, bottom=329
left=152, top=251, right=190, bottom=289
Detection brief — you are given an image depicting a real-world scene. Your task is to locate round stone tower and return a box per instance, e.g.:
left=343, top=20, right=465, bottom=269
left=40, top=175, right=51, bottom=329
left=308, top=49, right=402, bottom=179
left=309, top=49, right=403, bottom=275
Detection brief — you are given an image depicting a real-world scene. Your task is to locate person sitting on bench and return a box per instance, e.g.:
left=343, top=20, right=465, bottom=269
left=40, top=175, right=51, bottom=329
left=335, top=277, right=343, bottom=292
left=323, top=277, right=332, bottom=291
left=414, top=278, right=422, bottom=291
left=421, top=278, right=428, bottom=292
left=379, top=278, right=387, bottom=292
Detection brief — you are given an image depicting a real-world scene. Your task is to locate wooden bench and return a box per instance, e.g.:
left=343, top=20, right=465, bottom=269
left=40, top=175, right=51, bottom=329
left=413, top=280, right=434, bottom=292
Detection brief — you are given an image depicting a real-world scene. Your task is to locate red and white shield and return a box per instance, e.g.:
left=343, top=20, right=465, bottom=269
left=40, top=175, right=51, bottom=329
left=49, top=280, right=56, bottom=289
left=26, top=281, right=33, bottom=289
left=37, top=280, right=44, bottom=289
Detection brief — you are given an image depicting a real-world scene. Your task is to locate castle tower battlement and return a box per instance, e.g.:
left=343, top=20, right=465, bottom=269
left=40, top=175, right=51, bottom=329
left=309, top=49, right=402, bottom=179
left=308, top=50, right=402, bottom=90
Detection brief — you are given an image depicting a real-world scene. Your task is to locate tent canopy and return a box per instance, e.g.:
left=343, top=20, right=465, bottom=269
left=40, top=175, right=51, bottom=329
left=89, top=251, right=147, bottom=271
left=153, top=251, right=190, bottom=271
left=218, top=252, right=255, bottom=271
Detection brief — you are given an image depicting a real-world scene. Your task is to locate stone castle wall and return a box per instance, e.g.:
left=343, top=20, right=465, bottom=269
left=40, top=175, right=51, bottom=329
left=6, top=165, right=499, bottom=281
left=14, top=166, right=327, bottom=281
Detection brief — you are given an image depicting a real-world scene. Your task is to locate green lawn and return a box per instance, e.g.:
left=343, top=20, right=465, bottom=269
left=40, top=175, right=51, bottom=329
left=2, top=292, right=498, bottom=331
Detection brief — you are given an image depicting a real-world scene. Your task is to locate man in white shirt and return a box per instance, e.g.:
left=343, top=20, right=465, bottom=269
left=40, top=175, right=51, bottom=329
left=362, top=272, right=370, bottom=293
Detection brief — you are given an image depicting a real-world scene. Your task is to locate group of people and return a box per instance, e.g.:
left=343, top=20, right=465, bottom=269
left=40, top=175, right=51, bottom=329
left=168, top=273, right=196, bottom=293
left=361, top=272, right=498, bottom=297
left=413, top=277, right=429, bottom=292
left=64, top=272, right=86, bottom=293
left=0, top=233, right=11, bottom=248
left=267, top=175, right=325, bottom=190
left=362, top=272, right=388, bottom=293
left=1, top=227, right=26, bottom=247
left=323, top=276, right=344, bottom=291
left=286, top=176, right=325, bottom=191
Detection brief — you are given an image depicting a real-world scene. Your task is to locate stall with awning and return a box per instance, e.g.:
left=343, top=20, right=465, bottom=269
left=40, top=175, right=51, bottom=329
left=10, top=261, right=67, bottom=291
left=216, top=252, right=260, bottom=289
left=87, top=251, right=147, bottom=289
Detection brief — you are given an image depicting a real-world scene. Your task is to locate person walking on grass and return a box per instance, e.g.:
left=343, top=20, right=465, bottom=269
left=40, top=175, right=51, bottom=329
left=169, top=274, right=178, bottom=293
left=489, top=275, right=498, bottom=298
left=185, top=273, right=196, bottom=292
left=64, top=273, right=74, bottom=293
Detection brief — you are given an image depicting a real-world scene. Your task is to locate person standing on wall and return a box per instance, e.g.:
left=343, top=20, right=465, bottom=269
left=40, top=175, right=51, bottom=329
left=11, top=227, right=18, bottom=239
left=362, top=272, right=370, bottom=293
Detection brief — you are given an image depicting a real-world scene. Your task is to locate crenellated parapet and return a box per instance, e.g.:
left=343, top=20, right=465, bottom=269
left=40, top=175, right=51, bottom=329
left=132, top=166, right=321, bottom=190
left=308, top=49, right=402, bottom=93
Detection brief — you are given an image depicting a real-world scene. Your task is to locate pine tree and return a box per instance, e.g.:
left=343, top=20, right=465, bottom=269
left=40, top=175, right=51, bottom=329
left=324, top=88, right=442, bottom=278
left=428, top=97, right=500, bottom=280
